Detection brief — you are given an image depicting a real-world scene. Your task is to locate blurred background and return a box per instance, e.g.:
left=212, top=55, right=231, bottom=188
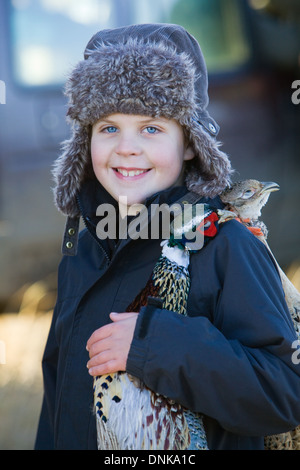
left=0, top=0, right=299, bottom=449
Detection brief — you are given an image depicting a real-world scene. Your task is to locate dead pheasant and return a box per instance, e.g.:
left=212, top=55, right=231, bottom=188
left=220, top=179, right=300, bottom=450
left=94, top=203, right=226, bottom=450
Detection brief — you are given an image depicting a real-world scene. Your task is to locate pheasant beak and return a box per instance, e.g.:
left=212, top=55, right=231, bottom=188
left=261, top=182, right=280, bottom=194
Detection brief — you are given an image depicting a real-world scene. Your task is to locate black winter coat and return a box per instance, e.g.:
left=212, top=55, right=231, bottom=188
left=35, top=182, right=300, bottom=450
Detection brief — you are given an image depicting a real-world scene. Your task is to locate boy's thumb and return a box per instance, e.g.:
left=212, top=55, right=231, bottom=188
left=110, top=311, right=138, bottom=321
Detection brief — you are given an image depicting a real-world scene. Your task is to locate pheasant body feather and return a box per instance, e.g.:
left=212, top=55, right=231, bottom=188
left=95, top=372, right=192, bottom=450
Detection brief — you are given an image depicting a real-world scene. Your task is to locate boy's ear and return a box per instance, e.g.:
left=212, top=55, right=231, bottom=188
left=184, top=146, right=195, bottom=161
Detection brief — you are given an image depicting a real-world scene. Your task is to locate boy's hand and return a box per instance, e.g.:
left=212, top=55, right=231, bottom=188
left=86, top=312, right=138, bottom=376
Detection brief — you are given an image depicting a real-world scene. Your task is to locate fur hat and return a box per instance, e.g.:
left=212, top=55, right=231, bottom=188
left=53, top=23, right=232, bottom=217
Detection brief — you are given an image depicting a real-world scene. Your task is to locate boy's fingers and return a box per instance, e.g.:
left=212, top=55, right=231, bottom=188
left=87, top=348, right=126, bottom=376
left=88, top=359, right=120, bottom=377
left=87, top=337, right=111, bottom=359
left=109, top=311, right=138, bottom=322
left=86, top=312, right=138, bottom=350
left=87, top=350, right=111, bottom=369
left=86, top=323, right=112, bottom=351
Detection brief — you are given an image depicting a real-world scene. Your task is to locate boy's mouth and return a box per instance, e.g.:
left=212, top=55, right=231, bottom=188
left=114, top=168, right=151, bottom=178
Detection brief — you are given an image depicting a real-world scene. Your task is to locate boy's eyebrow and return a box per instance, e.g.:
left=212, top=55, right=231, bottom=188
left=96, top=117, right=117, bottom=124
left=138, top=117, right=168, bottom=124
left=96, top=116, right=168, bottom=125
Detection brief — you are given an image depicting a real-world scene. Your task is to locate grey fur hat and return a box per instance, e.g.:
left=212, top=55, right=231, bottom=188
left=53, top=23, right=232, bottom=217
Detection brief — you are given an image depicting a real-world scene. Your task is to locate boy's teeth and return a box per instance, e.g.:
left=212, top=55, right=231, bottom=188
left=117, top=169, right=146, bottom=177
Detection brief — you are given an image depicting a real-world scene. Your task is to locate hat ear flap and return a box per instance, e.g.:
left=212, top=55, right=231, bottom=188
left=185, top=120, right=233, bottom=198
left=52, top=126, right=91, bottom=217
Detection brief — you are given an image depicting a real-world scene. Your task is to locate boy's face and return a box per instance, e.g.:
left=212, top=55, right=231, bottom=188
left=91, top=114, right=194, bottom=208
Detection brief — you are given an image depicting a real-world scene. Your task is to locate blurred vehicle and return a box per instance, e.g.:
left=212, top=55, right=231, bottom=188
left=0, top=0, right=299, bottom=308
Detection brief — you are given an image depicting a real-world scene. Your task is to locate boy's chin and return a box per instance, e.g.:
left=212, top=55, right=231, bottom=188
left=117, top=194, right=146, bottom=206
left=117, top=196, right=146, bottom=217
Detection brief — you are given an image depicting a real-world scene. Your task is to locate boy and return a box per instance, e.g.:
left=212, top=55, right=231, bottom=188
left=35, top=24, right=300, bottom=450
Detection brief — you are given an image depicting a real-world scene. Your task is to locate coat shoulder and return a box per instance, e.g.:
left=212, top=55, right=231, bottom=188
left=216, top=218, right=270, bottom=254
left=195, top=217, right=278, bottom=278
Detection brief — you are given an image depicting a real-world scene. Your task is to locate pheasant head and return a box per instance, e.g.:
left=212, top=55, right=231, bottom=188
left=220, top=179, right=280, bottom=222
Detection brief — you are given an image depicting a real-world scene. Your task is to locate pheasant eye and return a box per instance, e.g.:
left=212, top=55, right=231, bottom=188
left=242, top=189, right=254, bottom=199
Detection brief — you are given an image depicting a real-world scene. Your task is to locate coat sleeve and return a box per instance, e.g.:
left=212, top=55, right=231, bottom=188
left=126, top=221, right=300, bottom=437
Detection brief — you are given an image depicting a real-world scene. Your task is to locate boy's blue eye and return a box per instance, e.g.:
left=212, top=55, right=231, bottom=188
left=104, top=126, right=117, bottom=133
left=146, top=127, right=158, bottom=134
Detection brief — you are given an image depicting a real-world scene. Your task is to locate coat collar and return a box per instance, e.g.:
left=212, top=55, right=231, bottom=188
left=61, top=177, right=223, bottom=257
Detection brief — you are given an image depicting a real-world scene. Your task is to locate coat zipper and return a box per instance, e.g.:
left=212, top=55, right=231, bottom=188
left=76, top=195, right=111, bottom=264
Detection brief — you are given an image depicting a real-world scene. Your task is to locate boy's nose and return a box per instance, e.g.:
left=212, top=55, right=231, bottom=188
left=115, top=132, right=142, bottom=157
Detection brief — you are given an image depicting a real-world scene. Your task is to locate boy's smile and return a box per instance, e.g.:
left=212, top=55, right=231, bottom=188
left=91, top=114, right=194, bottom=211
left=113, top=167, right=151, bottom=179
